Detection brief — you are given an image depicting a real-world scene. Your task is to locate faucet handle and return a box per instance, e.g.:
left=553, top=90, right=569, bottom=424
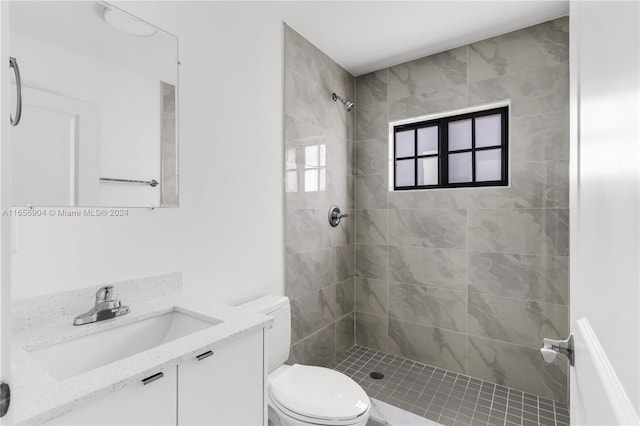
left=95, top=286, right=114, bottom=303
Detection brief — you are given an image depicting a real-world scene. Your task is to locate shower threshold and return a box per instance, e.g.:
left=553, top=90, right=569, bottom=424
left=328, top=346, right=569, bottom=426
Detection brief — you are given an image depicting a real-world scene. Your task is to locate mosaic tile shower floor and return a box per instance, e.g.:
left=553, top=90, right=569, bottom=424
left=329, top=346, right=570, bottom=426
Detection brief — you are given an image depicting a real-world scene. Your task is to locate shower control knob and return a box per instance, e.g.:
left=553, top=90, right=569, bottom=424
left=540, top=334, right=574, bottom=366
left=328, top=205, right=348, bottom=227
left=540, top=347, right=558, bottom=363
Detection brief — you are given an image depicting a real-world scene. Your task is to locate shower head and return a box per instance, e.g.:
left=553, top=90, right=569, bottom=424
left=332, top=92, right=354, bottom=112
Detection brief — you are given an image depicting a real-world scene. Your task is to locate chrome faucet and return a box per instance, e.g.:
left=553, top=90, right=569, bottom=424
left=73, top=286, right=130, bottom=326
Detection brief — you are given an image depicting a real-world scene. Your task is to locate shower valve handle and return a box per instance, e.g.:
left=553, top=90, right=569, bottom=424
left=328, top=205, right=348, bottom=227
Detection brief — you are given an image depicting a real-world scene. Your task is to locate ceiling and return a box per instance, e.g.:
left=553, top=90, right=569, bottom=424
left=271, top=1, right=569, bottom=76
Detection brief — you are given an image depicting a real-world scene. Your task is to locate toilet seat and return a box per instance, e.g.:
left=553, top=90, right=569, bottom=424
left=269, top=364, right=370, bottom=425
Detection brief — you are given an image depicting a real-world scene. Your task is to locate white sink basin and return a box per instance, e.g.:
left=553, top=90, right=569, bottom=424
left=28, top=310, right=221, bottom=380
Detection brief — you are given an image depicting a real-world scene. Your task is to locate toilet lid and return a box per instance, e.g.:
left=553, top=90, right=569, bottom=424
left=270, top=364, right=369, bottom=422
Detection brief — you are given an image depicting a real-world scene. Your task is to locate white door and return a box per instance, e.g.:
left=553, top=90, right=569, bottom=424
left=569, top=1, right=640, bottom=424
left=0, top=2, right=12, bottom=424
left=10, top=87, right=100, bottom=207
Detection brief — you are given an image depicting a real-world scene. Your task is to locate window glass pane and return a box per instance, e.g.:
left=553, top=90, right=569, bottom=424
left=417, top=157, right=438, bottom=186
left=475, top=114, right=502, bottom=148
left=448, top=152, right=472, bottom=183
left=448, top=119, right=472, bottom=151
left=396, top=159, right=415, bottom=187
left=395, top=130, right=415, bottom=158
left=476, top=149, right=502, bottom=182
left=417, top=127, right=438, bottom=155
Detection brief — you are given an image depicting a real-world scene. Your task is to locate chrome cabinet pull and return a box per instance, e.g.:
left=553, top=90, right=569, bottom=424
left=9, top=57, right=22, bottom=126
left=196, top=350, right=213, bottom=361
left=141, top=372, right=164, bottom=385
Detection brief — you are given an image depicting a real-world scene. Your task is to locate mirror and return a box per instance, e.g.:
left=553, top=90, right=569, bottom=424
left=8, top=1, right=178, bottom=208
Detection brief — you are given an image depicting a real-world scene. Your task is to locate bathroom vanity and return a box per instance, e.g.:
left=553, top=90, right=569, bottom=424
left=11, top=294, right=272, bottom=425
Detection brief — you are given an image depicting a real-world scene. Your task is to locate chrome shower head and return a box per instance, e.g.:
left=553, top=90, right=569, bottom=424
left=332, top=92, right=354, bottom=112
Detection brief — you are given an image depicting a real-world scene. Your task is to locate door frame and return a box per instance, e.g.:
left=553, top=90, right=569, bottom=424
left=0, top=1, right=13, bottom=424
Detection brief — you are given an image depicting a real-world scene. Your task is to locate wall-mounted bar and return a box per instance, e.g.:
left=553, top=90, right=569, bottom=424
left=100, top=178, right=159, bottom=187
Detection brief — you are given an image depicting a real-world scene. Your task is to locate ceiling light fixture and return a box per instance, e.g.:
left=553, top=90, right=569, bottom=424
left=103, top=7, right=157, bottom=37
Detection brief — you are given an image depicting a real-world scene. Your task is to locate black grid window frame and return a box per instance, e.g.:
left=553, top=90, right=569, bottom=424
left=393, top=106, right=509, bottom=190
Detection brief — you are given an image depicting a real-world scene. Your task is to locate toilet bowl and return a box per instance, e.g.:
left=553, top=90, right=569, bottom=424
left=238, top=295, right=370, bottom=426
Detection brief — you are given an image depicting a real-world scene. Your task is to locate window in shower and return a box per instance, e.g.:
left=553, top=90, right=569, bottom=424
left=392, top=106, right=508, bottom=190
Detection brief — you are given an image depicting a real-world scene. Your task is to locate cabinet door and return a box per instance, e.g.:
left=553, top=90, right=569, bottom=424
left=178, top=330, right=264, bottom=425
left=43, top=366, right=177, bottom=426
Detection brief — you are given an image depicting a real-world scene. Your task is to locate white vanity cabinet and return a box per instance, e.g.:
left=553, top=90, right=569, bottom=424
left=40, top=329, right=265, bottom=426
left=178, top=330, right=264, bottom=425
left=43, top=366, right=177, bottom=426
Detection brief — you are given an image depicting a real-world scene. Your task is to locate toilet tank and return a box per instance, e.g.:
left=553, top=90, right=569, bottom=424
left=237, top=295, right=290, bottom=373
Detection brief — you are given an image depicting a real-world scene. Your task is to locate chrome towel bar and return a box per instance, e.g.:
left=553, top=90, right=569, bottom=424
left=100, top=178, right=159, bottom=187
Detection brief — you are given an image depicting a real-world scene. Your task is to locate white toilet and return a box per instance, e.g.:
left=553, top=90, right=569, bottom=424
left=239, top=295, right=370, bottom=426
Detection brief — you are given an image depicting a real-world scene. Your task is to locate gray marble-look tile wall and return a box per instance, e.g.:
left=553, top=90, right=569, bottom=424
left=284, top=25, right=356, bottom=367
left=354, top=17, right=569, bottom=402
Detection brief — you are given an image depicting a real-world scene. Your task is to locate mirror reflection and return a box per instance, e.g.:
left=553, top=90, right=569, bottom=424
left=9, top=1, right=178, bottom=207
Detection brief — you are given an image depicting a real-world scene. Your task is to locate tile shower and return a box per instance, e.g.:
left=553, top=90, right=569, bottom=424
left=284, top=25, right=356, bottom=366
left=284, top=15, right=570, bottom=423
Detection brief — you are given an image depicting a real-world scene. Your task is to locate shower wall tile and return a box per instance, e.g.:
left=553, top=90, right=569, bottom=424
left=356, top=69, right=388, bottom=107
left=355, top=277, right=388, bottom=317
left=388, top=209, right=467, bottom=249
left=387, top=46, right=468, bottom=100
left=467, top=292, right=569, bottom=348
left=511, top=111, right=570, bottom=162
left=355, top=102, right=388, bottom=141
left=351, top=18, right=570, bottom=402
left=467, top=160, right=569, bottom=209
left=355, top=209, right=388, bottom=245
left=355, top=173, right=388, bottom=209
left=468, top=61, right=569, bottom=117
left=355, top=244, right=388, bottom=280
left=388, top=246, right=467, bottom=290
left=285, top=25, right=355, bottom=364
left=388, top=84, right=467, bottom=122
left=285, top=117, right=353, bottom=175
left=388, top=189, right=468, bottom=210
left=336, top=244, right=355, bottom=282
left=355, top=312, right=388, bottom=352
left=285, top=248, right=336, bottom=299
left=388, top=319, right=467, bottom=374
left=286, top=209, right=330, bottom=254
left=467, top=335, right=568, bottom=402
left=469, top=252, right=568, bottom=305
left=388, top=282, right=467, bottom=332
left=335, top=278, right=355, bottom=317
left=289, top=323, right=336, bottom=367
left=468, top=209, right=569, bottom=256
left=467, top=17, right=569, bottom=82
left=285, top=169, right=353, bottom=210
left=286, top=208, right=352, bottom=254
left=355, top=138, right=388, bottom=176
left=290, top=286, right=337, bottom=344
left=336, top=313, right=356, bottom=356
left=285, top=25, right=334, bottom=94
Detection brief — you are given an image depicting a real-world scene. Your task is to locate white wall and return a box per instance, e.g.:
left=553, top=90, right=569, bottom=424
left=11, top=1, right=284, bottom=303
left=570, top=0, right=640, bottom=418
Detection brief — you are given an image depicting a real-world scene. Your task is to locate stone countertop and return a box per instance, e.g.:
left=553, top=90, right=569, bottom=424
left=11, top=294, right=272, bottom=425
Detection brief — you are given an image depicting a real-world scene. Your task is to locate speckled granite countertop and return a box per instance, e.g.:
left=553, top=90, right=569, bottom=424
left=11, top=294, right=272, bottom=425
